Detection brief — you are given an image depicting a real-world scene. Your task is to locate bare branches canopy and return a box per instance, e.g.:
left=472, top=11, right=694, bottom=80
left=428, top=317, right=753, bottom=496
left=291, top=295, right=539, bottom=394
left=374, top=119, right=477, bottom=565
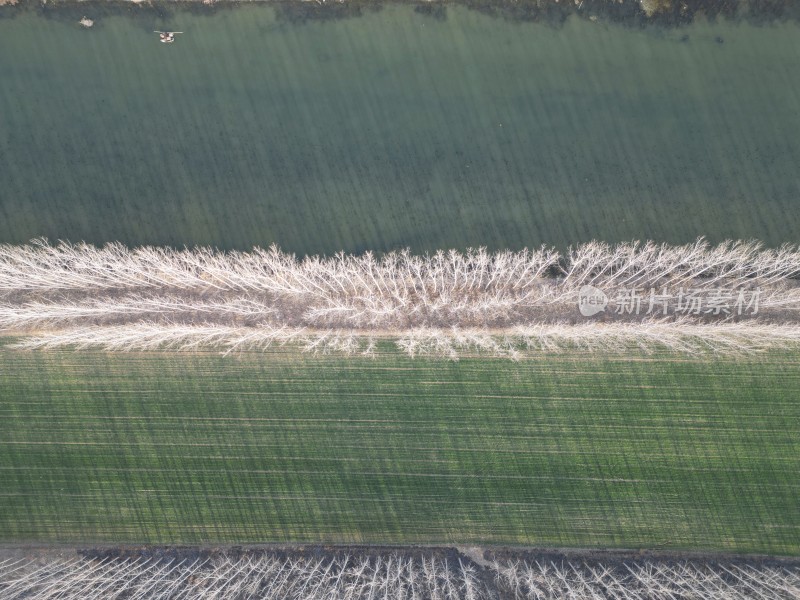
left=1, top=238, right=800, bottom=358
left=1, top=551, right=798, bottom=600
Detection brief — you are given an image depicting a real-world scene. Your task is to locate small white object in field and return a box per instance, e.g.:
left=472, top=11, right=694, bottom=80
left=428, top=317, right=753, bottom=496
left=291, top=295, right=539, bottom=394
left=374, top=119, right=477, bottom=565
left=79, top=16, right=94, bottom=28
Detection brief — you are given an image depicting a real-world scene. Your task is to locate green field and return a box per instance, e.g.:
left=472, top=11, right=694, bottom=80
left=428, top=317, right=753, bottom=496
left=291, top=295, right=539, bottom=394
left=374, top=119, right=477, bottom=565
left=3, top=8, right=800, bottom=253
left=1, top=346, right=798, bottom=554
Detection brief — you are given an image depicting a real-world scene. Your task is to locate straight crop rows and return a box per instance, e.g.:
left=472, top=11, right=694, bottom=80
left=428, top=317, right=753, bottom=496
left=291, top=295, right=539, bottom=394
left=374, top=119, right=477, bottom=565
left=0, top=346, right=798, bottom=553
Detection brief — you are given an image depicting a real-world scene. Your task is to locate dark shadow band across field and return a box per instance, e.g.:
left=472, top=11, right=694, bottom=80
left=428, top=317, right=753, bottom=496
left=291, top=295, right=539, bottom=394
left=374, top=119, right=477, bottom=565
left=6, top=0, right=800, bottom=28
left=1, top=344, right=798, bottom=554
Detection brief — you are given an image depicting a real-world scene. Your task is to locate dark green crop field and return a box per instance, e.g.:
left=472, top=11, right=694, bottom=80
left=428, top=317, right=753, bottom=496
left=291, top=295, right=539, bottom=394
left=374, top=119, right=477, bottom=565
left=3, top=9, right=800, bottom=253
left=0, top=347, right=798, bottom=553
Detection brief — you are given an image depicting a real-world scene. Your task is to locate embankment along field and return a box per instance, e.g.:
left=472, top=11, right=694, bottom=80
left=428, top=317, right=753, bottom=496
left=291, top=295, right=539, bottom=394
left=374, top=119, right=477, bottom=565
left=1, top=344, right=798, bottom=554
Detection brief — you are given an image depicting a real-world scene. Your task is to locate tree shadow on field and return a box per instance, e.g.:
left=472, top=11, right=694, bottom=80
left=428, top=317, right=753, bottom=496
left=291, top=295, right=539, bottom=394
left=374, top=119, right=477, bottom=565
left=273, top=0, right=383, bottom=25
left=414, top=3, right=447, bottom=21
left=10, top=0, right=176, bottom=28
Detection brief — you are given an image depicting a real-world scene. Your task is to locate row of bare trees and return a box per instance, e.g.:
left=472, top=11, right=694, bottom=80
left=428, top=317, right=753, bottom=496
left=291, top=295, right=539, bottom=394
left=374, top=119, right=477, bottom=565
left=11, top=320, right=800, bottom=359
left=1, top=552, right=798, bottom=599
left=492, top=558, right=800, bottom=600
left=2, top=238, right=800, bottom=357
left=2, top=238, right=798, bottom=295
left=0, top=553, right=481, bottom=600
